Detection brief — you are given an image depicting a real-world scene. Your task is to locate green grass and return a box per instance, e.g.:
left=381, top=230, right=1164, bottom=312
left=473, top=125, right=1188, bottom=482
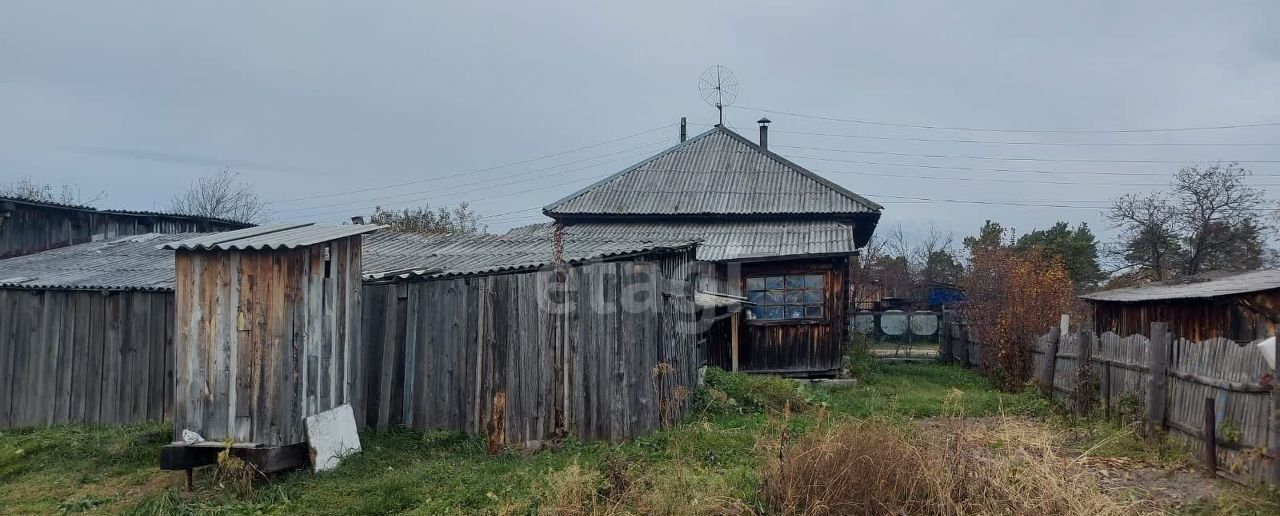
left=0, top=363, right=1208, bottom=514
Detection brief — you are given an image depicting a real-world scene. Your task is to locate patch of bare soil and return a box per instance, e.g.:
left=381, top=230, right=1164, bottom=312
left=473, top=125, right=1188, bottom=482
left=1080, top=455, right=1221, bottom=513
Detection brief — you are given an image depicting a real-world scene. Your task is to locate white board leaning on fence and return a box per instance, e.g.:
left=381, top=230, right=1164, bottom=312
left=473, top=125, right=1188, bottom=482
left=304, top=404, right=362, bottom=472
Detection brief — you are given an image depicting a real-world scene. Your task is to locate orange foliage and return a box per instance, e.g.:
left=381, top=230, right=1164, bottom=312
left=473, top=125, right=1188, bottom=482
left=963, top=247, right=1075, bottom=390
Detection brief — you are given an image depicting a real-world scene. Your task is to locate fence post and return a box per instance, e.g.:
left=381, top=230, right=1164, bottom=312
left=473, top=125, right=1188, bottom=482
left=1146, top=322, right=1170, bottom=432
left=1075, top=329, right=1094, bottom=416
left=1203, top=397, right=1218, bottom=475
left=939, top=313, right=954, bottom=364
left=1039, top=326, right=1061, bottom=397
left=1102, top=361, right=1112, bottom=420
left=956, top=323, right=970, bottom=368
left=1270, top=381, right=1280, bottom=484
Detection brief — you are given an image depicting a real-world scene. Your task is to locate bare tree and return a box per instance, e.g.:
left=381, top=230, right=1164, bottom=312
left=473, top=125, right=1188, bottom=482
left=370, top=203, right=484, bottom=235
left=168, top=169, right=267, bottom=223
left=1106, top=192, right=1180, bottom=281
left=1174, top=163, right=1266, bottom=275
left=1, top=176, right=105, bottom=205
left=1107, top=163, right=1267, bottom=281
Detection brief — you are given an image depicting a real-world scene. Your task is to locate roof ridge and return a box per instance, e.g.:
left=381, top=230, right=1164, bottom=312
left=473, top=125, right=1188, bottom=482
left=542, top=124, right=882, bottom=217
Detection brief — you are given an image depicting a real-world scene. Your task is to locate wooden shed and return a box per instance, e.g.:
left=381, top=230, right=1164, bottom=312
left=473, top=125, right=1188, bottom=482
left=0, top=233, right=184, bottom=429
left=531, top=121, right=882, bottom=377
left=162, top=224, right=377, bottom=450
left=1082, top=269, right=1280, bottom=342
left=358, top=231, right=702, bottom=445
left=0, top=196, right=249, bottom=259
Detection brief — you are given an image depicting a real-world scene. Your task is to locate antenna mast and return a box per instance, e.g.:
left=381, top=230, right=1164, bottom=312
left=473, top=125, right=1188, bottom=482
left=699, top=65, right=739, bottom=126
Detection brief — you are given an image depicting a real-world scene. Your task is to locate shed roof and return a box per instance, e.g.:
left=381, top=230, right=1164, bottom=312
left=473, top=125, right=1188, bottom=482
left=0, top=233, right=197, bottom=291
left=361, top=231, right=698, bottom=280
left=542, top=126, right=882, bottom=217
left=1081, top=269, right=1280, bottom=302
left=0, top=195, right=252, bottom=228
left=0, top=229, right=697, bottom=290
left=161, top=223, right=382, bottom=251
left=506, top=220, right=859, bottom=262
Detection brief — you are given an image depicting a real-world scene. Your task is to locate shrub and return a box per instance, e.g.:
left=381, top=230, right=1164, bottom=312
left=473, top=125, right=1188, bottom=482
left=702, top=368, right=821, bottom=414
left=843, top=333, right=877, bottom=380
left=538, top=455, right=749, bottom=515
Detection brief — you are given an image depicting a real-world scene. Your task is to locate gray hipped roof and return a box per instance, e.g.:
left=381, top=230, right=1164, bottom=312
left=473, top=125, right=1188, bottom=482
left=543, top=126, right=882, bottom=217
left=1081, top=269, right=1280, bottom=302
left=506, top=220, right=859, bottom=262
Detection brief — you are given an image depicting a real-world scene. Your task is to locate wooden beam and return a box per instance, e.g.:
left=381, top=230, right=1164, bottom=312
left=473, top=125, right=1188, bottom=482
left=730, top=311, right=740, bottom=373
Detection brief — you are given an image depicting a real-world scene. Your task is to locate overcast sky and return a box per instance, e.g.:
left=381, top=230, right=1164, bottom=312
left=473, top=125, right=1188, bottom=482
left=3, top=1, right=1279, bottom=245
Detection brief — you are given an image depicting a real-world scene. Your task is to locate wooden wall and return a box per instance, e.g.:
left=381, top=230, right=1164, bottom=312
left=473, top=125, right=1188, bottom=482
left=0, top=200, right=248, bottom=259
left=360, top=256, right=699, bottom=444
left=708, top=256, right=850, bottom=376
left=1092, top=291, right=1280, bottom=343
left=172, top=237, right=362, bottom=447
left=0, top=289, right=173, bottom=428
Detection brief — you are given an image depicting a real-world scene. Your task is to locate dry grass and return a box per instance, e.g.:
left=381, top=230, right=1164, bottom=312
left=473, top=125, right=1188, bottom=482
left=539, top=455, right=753, bottom=515
left=761, top=418, right=1149, bottom=515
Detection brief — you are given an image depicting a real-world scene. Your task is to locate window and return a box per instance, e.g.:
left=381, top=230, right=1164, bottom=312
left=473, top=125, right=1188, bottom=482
left=745, top=274, right=825, bottom=321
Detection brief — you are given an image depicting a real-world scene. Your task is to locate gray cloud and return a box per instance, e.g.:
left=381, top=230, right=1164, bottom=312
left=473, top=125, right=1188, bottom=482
left=2, top=0, right=1278, bottom=242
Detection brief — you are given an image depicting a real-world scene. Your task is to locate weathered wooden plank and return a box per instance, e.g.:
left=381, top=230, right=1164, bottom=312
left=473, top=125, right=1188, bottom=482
left=0, top=291, right=14, bottom=428
left=1148, top=322, right=1170, bottom=431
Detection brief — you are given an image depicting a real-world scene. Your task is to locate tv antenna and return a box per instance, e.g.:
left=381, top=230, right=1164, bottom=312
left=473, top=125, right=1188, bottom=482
left=698, top=65, right=738, bottom=126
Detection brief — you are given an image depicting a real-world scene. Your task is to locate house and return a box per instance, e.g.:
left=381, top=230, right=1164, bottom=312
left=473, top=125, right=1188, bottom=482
left=527, top=121, right=883, bottom=376
left=1081, top=269, right=1280, bottom=341
left=0, top=195, right=250, bottom=259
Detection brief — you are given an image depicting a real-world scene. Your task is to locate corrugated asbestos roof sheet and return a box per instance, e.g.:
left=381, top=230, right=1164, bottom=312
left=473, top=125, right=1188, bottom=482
left=1081, top=269, right=1280, bottom=302
left=506, top=220, right=858, bottom=262
left=361, top=231, right=698, bottom=280
left=0, top=229, right=697, bottom=290
left=0, top=233, right=196, bottom=291
left=543, top=126, right=882, bottom=216
left=0, top=195, right=252, bottom=227
left=161, top=223, right=382, bottom=250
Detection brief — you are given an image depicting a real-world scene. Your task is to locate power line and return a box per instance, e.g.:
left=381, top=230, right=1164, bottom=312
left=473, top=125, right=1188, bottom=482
left=777, top=144, right=1280, bottom=165
left=770, top=128, right=1280, bottom=147
left=737, top=106, right=1280, bottom=134
left=272, top=140, right=669, bottom=215
left=788, top=154, right=1280, bottom=180
left=268, top=122, right=676, bottom=204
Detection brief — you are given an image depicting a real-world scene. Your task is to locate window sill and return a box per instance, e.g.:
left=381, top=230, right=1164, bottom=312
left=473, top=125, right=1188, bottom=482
left=745, top=319, right=830, bottom=327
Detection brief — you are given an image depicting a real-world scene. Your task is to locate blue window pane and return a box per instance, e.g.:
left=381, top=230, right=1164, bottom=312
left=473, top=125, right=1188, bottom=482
left=805, top=305, right=824, bottom=319
left=746, top=291, right=764, bottom=304
left=763, top=306, right=784, bottom=319
left=805, top=275, right=824, bottom=288
left=746, top=277, right=765, bottom=291
left=764, top=290, right=783, bottom=304
left=785, top=305, right=804, bottom=319
left=784, top=290, right=803, bottom=304
left=785, top=275, right=805, bottom=288
left=765, top=276, right=784, bottom=289
left=803, top=290, right=823, bottom=304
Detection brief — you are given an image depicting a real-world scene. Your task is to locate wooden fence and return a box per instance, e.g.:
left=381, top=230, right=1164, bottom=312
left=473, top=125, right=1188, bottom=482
left=360, top=259, right=699, bottom=445
left=0, top=289, right=173, bottom=428
left=944, top=320, right=1280, bottom=484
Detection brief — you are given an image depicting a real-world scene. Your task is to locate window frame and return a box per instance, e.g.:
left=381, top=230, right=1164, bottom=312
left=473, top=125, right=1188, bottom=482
left=744, top=272, right=828, bottom=324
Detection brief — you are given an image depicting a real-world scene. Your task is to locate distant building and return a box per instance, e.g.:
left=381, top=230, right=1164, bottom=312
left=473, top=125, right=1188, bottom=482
left=525, top=121, right=883, bottom=376
left=1081, top=269, right=1280, bottom=341
left=0, top=196, right=249, bottom=259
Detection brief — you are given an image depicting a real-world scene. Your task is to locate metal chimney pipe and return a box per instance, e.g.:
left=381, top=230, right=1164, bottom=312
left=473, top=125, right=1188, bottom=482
left=757, top=117, right=771, bottom=149
left=351, top=216, right=365, bottom=225
left=680, top=117, right=687, bottom=142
